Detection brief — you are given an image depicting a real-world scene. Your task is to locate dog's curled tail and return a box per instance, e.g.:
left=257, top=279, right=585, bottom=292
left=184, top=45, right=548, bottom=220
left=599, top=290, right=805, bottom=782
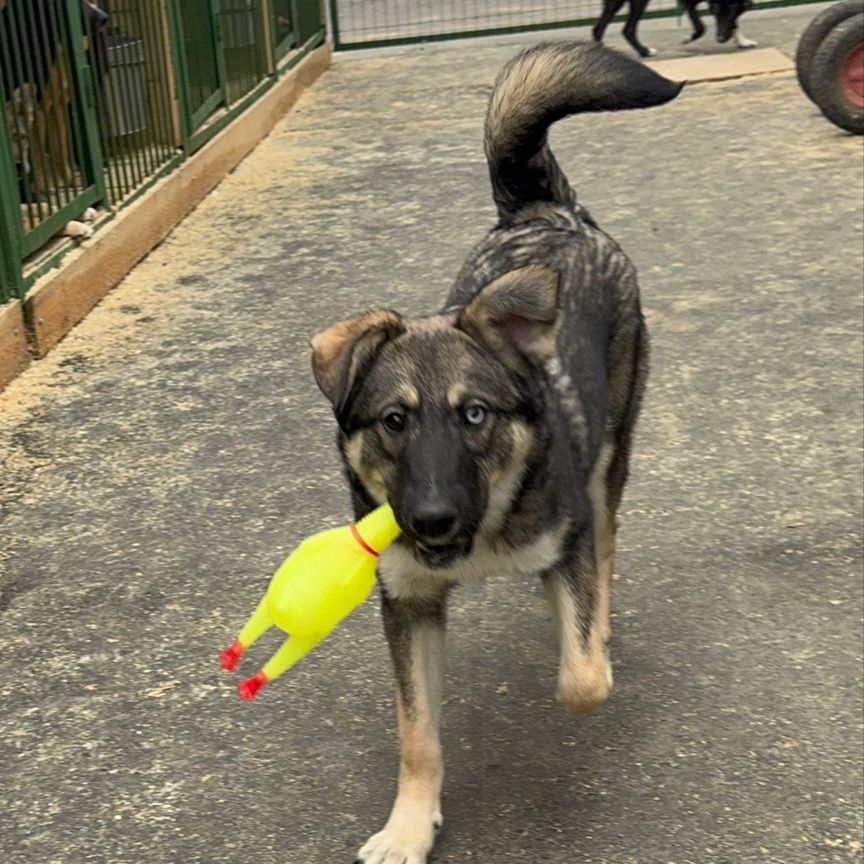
left=485, top=41, right=684, bottom=222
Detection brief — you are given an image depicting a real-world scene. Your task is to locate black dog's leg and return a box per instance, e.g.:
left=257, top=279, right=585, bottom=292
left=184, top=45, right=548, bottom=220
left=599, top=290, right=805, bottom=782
left=622, top=0, right=656, bottom=57
left=681, top=0, right=706, bottom=42
left=355, top=587, right=447, bottom=864
left=593, top=0, right=629, bottom=43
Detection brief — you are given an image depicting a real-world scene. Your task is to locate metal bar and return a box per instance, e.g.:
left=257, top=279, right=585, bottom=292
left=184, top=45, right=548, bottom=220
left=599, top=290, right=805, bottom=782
left=63, top=0, right=106, bottom=204
left=327, top=0, right=341, bottom=50
left=211, top=0, right=230, bottom=106
left=8, top=0, right=55, bottom=225
left=34, top=0, right=68, bottom=212
left=165, top=0, right=194, bottom=143
left=20, top=185, right=100, bottom=256
left=0, top=75, right=26, bottom=301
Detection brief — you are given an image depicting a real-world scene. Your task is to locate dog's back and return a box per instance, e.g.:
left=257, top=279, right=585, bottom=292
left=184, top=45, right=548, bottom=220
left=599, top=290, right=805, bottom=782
left=447, top=43, right=682, bottom=469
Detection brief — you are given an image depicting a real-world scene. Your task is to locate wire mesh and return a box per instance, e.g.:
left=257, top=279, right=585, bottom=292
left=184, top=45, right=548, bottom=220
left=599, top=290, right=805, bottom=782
left=332, top=0, right=678, bottom=47
left=220, top=0, right=268, bottom=103
left=270, top=0, right=298, bottom=57
left=86, top=0, right=180, bottom=205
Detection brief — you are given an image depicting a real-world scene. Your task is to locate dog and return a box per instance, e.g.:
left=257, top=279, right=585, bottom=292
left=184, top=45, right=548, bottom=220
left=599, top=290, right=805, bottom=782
left=310, top=41, right=682, bottom=864
left=593, top=0, right=757, bottom=58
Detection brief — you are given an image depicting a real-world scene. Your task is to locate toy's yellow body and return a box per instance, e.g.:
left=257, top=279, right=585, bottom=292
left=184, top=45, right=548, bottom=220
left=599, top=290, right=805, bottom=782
left=221, top=504, right=401, bottom=699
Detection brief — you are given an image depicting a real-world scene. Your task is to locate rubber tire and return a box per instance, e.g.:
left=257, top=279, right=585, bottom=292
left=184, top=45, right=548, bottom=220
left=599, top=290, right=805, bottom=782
left=809, top=14, right=864, bottom=134
left=795, top=0, right=863, bottom=103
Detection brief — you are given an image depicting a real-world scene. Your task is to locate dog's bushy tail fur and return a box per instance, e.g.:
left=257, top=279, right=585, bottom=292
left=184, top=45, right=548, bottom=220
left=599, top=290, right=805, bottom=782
left=485, top=41, right=683, bottom=222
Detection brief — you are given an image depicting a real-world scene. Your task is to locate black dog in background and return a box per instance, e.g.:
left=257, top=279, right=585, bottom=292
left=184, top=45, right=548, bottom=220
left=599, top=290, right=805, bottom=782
left=593, top=0, right=758, bottom=58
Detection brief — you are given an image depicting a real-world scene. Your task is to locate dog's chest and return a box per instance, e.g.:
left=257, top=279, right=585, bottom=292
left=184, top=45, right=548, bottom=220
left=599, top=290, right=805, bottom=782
left=377, top=529, right=564, bottom=602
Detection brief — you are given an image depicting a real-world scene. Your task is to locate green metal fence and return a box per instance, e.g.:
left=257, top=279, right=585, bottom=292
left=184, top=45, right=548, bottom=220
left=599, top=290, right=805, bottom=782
left=0, top=0, right=324, bottom=304
left=328, top=0, right=823, bottom=50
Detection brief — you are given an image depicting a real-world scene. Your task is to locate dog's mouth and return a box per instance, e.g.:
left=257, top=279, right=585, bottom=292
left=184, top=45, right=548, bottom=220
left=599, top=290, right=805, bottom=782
left=413, top=537, right=473, bottom=570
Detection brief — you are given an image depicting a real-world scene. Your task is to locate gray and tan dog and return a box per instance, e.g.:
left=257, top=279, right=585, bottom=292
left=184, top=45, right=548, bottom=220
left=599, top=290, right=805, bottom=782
left=311, top=41, right=682, bottom=864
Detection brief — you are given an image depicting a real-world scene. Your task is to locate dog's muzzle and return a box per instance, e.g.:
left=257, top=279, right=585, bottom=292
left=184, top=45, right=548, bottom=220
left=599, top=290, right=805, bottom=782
left=414, top=536, right=473, bottom=569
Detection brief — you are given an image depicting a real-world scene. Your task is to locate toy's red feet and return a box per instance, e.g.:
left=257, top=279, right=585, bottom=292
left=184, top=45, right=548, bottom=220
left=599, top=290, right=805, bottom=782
left=238, top=671, right=268, bottom=700
left=220, top=640, right=245, bottom=671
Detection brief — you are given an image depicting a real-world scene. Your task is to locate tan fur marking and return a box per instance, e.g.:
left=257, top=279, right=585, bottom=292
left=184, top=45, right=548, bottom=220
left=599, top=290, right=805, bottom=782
left=588, top=441, right=616, bottom=644
left=446, top=383, right=467, bottom=408
left=482, top=420, right=534, bottom=534
left=394, top=384, right=420, bottom=409
left=357, top=623, right=443, bottom=861
left=344, top=431, right=388, bottom=503
left=406, top=315, right=452, bottom=335
left=545, top=562, right=613, bottom=716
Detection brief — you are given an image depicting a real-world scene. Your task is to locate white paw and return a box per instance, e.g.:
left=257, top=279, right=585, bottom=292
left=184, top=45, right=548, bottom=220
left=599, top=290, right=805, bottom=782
left=356, top=810, right=442, bottom=864
left=645, top=46, right=657, bottom=57
left=732, top=30, right=759, bottom=48
left=62, top=220, right=93, bottom=240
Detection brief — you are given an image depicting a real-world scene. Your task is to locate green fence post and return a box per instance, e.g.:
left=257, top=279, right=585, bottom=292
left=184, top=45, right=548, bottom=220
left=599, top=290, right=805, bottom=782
left=63, top=0, right=107, bottom=206
left=326, top=0, right=340, bottom=49
left=0, top=79, right=25, bottom=302
left=293, top=0, right=324, bottom=45
left=165, top=0, right=193, bottom=144
left=210, top=0, right=230, bottom=105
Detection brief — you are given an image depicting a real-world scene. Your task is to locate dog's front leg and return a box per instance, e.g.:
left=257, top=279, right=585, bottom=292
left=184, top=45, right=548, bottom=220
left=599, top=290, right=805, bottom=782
left=356, top=588, right=446, bottom=864
left=543, top=536, right=613, bottom=715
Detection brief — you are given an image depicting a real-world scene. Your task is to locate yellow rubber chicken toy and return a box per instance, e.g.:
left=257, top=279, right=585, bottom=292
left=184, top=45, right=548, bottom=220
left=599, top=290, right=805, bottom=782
left=220, top=504, right=401, bottom=700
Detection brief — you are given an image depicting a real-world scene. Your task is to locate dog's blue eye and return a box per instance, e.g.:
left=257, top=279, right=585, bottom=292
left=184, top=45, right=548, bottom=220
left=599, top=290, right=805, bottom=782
left=463, top=405, right=486, bottom=426
left=383, top=411, right=405, bottom=432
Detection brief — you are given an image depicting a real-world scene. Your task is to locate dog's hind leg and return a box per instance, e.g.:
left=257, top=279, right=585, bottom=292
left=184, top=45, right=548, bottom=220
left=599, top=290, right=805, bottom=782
left=622, top=0, right=657, bottom=57
left=593, top=0, right=628, bottom=43
left=681, top=0, right=706, bottom=42
left=589, top=443, right=618, bottom=645
left=543, top=536, right=613, bottom=715
left=356, top=588, right=446, bottom=864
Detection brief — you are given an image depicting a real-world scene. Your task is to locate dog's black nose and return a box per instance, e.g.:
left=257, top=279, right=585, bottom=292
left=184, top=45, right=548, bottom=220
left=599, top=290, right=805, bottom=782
left=410, top=504, right=458, bottom=541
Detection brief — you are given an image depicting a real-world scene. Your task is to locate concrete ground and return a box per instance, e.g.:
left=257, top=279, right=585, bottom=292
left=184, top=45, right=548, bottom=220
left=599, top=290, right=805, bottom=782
left=1, top=5, right=862, bottom=863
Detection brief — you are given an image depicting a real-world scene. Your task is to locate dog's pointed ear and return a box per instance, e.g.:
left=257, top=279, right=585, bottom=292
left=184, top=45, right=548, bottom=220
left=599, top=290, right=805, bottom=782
left=311, top=310, right=405, bottom=412
left=457, top=266, right=560, bottom=364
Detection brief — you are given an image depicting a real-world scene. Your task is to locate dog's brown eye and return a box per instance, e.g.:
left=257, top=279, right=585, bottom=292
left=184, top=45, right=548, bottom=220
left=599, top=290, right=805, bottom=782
left=383, top=411, right=406, bottom=433
left=463, top=404, right=487, bottom=426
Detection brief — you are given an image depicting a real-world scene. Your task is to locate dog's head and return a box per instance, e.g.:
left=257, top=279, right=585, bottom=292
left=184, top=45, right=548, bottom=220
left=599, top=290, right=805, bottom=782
left=312, top=266, right=560, bottom=569
left=709, top=0, right=753, bottom=43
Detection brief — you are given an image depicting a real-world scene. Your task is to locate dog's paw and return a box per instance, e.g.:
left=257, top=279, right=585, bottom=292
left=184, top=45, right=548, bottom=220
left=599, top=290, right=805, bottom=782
left=735, top=36, right=758, bottom=49
left=355, top=810, right=442, bottom=864
left=642, top=46, right=657, bottom=57
left=62, top=220, right=94, bottom=240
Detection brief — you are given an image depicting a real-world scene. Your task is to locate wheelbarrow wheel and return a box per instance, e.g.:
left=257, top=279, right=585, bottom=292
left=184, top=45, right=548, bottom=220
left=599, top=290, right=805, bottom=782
left=809, top=13, right=864, bottom=134
left=795, top=0, right=863, bottom=103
